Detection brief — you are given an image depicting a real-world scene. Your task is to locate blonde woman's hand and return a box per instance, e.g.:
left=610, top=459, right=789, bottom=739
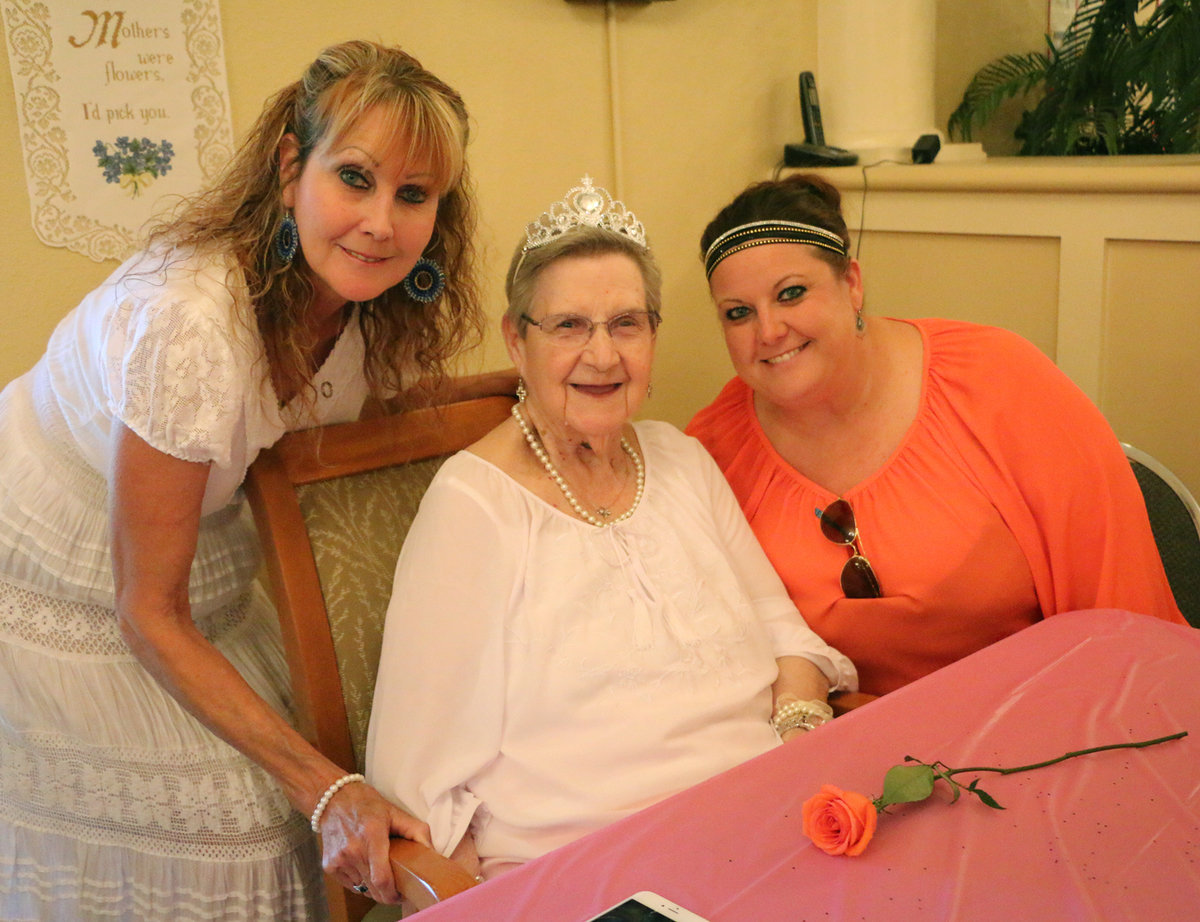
left=316, top=780, right=432, bottom=904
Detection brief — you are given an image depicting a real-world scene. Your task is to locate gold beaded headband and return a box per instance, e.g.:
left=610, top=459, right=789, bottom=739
left=704, top=220, right=848, bottom=279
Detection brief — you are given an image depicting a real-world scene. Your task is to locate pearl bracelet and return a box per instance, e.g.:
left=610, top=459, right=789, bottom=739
left=772, top=699, right=834, bottom=736
left=310, top=773, right=366, bottom=833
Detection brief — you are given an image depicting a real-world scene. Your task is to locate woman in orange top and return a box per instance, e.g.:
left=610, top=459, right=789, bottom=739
left=685, top=174, right=1185, bottom=697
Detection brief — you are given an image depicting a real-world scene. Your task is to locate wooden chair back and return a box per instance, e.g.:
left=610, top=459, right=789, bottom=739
left=245, top=393, right=515, bottom=919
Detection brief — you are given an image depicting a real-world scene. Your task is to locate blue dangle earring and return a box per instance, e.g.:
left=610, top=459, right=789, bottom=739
left=402, top=256, right=446, bottom=303
left=274, top=211, right=299, bottom=266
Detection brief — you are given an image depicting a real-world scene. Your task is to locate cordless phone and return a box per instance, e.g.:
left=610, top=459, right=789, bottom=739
left=800, top=70, right=826, bottom=146
left=785, top=71, right=857, bottom=167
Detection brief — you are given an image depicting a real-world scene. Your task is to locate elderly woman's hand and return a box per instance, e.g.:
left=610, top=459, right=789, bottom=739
left=772, top=655, right=836, bottom=742
left=316, top=780, right=432, bottom=904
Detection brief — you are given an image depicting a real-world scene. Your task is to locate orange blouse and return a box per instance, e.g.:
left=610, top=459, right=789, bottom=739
left=686, top=318, right=1184, bottom=695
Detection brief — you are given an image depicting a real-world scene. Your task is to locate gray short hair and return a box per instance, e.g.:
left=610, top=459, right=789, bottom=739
left=504, top=226, right=662, bottom=332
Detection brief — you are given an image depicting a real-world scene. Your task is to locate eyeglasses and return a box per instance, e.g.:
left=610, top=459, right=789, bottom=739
left=520, top=310, right=661, bottom=348
left=814, top=499, right=882, bottom=599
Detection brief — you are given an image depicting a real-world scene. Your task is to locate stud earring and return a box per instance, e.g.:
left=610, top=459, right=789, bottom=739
left=402, top=257, right=446, bottom=303
left=516, top=378, right=527, bottom=403
left=274, top=211, right=299, bottom=266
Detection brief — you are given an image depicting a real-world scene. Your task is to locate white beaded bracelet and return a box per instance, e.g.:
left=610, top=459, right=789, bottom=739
left=771, top=699, right=834, bottom=736
left=310, top=773, right=366, bottom=833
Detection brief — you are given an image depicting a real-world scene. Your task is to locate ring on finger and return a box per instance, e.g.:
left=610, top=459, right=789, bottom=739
left=352, top=883, right=369, bottom=895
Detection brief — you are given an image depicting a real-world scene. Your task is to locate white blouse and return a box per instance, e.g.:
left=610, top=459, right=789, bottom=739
left=0, top=246, right=368, bottom=614
left=367, top=421, right=856, bottom=876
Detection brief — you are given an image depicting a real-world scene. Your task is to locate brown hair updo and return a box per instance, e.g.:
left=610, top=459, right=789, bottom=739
left=700, top=173, right=852, bottom=275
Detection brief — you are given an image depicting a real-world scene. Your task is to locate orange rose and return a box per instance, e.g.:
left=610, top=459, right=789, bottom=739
left=801, top=784, right=878, bottom=856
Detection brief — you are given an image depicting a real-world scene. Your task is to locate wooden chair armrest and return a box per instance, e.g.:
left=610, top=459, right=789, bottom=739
left=389, top=837, right=479, bottom=912
left=362, top=368, right=519, bottom=419
left=436, top=368, right=519, bottom=404
left=829, top=690, right=879, bottom=717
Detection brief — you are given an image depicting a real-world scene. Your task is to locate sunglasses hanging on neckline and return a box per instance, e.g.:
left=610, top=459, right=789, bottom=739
left=814, top=499, right=882, bottom=599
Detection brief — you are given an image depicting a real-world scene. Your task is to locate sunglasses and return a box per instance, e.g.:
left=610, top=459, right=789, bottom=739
left=814, top=499, right=882, bottom=599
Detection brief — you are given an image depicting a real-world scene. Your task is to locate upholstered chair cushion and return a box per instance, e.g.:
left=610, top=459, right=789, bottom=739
left=297, top=454, right=450, bottom=771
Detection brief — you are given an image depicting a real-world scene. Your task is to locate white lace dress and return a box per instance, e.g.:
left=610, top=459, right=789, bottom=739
left=0, top=249, right=371, bottom=921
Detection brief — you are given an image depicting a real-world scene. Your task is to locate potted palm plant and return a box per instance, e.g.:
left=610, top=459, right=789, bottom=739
left=948, top=0, right=1200, bottom=155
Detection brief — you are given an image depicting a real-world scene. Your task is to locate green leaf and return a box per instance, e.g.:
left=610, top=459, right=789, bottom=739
left=947, top=0, right=1200, bottom=154
left=947, top=52, right=1049, bottom=141
left=967, top=780, right=1006, bottom=810
left=879, top=764, right=936, bottom=808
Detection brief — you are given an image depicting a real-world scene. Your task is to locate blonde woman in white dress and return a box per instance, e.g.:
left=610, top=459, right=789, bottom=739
left=0, top=40, right=484, bottom=919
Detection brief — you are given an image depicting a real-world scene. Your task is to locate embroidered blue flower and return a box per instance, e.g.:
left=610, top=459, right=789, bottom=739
left=93, top=137, right=176, bottom=197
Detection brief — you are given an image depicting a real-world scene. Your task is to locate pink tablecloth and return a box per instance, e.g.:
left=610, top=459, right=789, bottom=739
left=417, top=610, right=1200, bottom=921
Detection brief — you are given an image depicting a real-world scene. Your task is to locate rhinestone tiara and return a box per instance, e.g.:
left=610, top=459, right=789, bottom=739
left=523, top=175, right=647, bottom=251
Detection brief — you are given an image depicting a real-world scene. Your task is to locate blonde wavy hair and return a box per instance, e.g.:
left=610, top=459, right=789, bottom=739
left=146, top=40, right=483, bottom=403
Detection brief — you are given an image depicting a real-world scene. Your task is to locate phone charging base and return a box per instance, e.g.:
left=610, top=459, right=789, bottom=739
left=784, top=143, right=859, bottom=167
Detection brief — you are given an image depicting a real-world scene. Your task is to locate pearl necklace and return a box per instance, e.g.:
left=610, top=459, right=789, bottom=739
left=511, top=403, right=645, bottom=528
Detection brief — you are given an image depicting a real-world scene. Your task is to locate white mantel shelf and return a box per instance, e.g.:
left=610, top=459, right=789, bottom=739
left=806, top=154, right=1200, bottom=194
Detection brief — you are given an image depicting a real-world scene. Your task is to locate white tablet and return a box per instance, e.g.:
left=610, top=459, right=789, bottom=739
left=584, top=890, right=712, bottom=922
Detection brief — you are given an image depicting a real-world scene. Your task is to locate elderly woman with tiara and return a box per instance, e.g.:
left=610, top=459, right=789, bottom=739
left=686, top=173, right=1184, bottom=700
left=366, top=176, right=857, bottom=879
left=0, top=41, right=485, bottom=918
